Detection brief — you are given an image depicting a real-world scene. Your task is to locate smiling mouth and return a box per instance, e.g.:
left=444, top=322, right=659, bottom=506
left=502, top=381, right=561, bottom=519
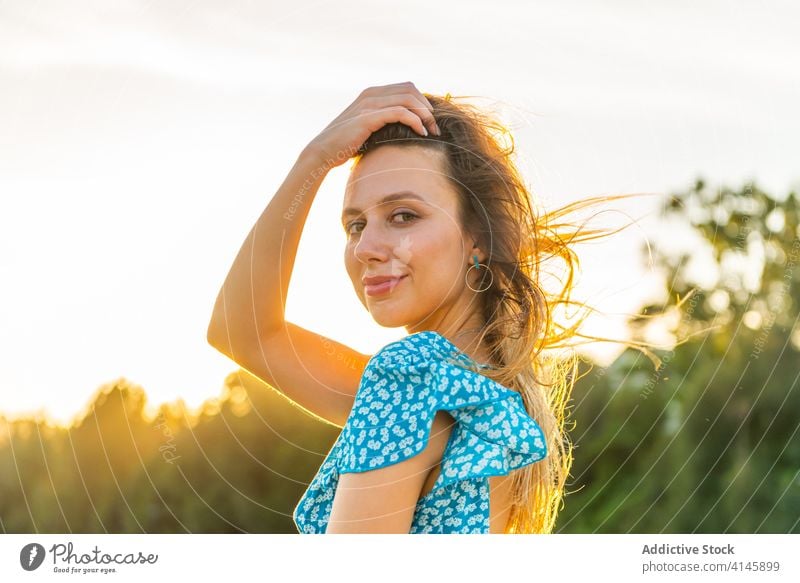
left=364, top=275, right=407, bottom=297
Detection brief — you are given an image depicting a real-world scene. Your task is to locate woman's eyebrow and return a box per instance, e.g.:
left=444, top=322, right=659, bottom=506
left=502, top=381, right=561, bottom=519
left=341, top=191, right=426, bottom=223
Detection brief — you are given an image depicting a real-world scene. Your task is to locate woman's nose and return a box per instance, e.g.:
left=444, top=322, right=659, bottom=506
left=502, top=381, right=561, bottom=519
left=353, top=223, right=391, bottom=263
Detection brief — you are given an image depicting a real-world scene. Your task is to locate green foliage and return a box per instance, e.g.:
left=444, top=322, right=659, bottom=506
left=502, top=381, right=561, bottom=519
left=0, top=374, right=339, bottom=533
left=558, top=178, right=800, bottom=533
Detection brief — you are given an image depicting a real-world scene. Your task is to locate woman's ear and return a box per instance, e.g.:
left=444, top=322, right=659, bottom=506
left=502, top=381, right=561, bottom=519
left=470, top=242, right=485, bottom=265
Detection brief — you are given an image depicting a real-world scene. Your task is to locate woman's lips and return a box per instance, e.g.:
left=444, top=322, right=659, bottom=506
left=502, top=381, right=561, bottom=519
left=365, top=275, right=407, bottom=297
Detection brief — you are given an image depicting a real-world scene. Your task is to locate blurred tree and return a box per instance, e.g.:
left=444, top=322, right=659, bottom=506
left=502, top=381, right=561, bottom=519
left=559, top=178, right=800, bottom=533
left=0, top=373, right=338, bottom=533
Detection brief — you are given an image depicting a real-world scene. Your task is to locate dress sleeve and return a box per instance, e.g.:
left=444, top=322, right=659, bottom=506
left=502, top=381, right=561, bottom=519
left=337, top=344, right=548, bottom=488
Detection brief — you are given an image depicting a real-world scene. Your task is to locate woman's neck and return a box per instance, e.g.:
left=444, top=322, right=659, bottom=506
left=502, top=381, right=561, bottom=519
left=407, top=317, right=492, bottom=365
left=444, top=324, right=492, bottom=366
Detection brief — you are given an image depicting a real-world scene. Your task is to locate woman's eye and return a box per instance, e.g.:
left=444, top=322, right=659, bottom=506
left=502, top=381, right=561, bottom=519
left=346, top=222, right=364, bottom=235
left=346, top=212, right=418, bottom=236
left=392, top=211, right=418, bottom=224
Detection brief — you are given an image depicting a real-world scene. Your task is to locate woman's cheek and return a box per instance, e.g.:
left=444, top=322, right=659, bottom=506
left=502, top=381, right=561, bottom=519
left=393, top=235, right=415, bottom=265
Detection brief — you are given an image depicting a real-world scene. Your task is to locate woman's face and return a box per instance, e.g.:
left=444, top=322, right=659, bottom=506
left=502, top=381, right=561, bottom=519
left=342, top=145, right=484, bottom=332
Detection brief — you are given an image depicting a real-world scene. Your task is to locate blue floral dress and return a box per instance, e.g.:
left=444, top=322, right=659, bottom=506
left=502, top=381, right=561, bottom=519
left=293, top=330, right=548, bottom=534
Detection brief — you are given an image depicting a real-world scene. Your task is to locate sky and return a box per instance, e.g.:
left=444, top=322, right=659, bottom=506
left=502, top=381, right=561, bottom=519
left=1, top=0, right=798, bottom=426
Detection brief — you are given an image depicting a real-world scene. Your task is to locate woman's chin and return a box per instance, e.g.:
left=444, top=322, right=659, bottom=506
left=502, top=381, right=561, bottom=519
left=370, top=315, right=406, bottom=329
left=368, top=306, right=412, bottom=328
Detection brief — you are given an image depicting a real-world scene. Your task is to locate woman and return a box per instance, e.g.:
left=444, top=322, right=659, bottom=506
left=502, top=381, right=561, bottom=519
left=207, top=81, right=646, bottom=533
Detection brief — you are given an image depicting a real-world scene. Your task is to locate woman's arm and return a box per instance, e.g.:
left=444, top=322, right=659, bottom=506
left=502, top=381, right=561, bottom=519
left=206, top=147, right=372, bottom=427
left=207, top=146, right=330, bottom=346
left=326, top=410, right=455, bottom=533
left=207, top=82, right=439, bottom=427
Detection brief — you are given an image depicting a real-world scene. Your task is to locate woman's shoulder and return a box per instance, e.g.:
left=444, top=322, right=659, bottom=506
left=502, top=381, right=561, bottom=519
left=364, top=330, right=480, bottom=374
left=357, top=330, right=524, bottom=415
left=339, top=331, right=547, bottom=476
left=367, top=330, right=451, bottom=363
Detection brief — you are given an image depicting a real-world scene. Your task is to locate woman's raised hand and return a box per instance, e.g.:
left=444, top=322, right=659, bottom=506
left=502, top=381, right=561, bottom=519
left=303, top=81, right=441, bottom=170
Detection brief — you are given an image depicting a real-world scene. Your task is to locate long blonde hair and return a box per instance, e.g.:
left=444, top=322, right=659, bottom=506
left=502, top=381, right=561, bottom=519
left=354, top=93, right=663, bottom=533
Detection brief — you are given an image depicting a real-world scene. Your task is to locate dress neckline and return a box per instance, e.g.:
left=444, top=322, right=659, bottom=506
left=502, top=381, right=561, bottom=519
left=408, top=330, right=496, bottom=370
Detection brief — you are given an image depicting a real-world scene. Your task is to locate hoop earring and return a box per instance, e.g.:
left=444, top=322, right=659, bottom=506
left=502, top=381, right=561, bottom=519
left=466, top=254, right=494, bottom=293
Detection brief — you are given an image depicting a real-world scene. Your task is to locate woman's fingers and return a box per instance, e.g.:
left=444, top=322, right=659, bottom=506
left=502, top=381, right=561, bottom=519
left=304, top=82, right=441, bottom=171
left=363, top=94, right=439, bottom=136
left=373, top=81, right=435, bottom=112
left=361, top=82, right=441, bottom=135
left=371, top=105, right=429, bottom=137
